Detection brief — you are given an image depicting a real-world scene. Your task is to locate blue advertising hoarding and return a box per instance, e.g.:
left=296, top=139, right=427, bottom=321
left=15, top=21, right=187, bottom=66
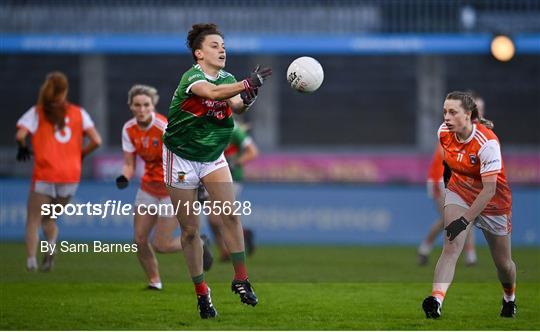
left=1, top=180, right=538, bottom=245
left=1, top=33, right=539, bottom=54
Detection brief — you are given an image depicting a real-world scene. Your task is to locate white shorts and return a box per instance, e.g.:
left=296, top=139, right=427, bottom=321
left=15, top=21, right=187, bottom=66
left=33, top=181, right=78, bottom=198
left=134, top=189, right=173, bottom=217
left=444, top=189, right=512, bottom=236
left=163, top=145, right=229, bottom=190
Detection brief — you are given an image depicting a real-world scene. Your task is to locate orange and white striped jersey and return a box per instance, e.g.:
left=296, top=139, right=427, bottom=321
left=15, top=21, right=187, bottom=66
left=122, top=112, right=168, bottom=197
left=438, top=123, right=512, bottom=215
left=16, top=103, right=94, bottom=183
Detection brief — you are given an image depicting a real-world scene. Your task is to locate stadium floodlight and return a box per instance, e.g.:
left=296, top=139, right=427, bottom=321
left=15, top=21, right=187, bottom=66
left=491, top=35, right=515, bottom=62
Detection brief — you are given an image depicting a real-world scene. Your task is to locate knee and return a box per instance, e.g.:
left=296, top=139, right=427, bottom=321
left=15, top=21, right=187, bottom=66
left=208, top=214, right=222, bottom=227
left=152, top=239, right=168, bottom=253
left=180, top=225, right=200, bottom=243
left=26, top=217, right=41, bottom=229
left=220, top=214, right=239, bottom=226
left=27, top=210, right=45, bottom=225
left=41, top=218, right=57, bottom=226
left=496, top=258, right=515, bottom=274
left=441, top=242, right=462, bottom=259
left=134, top=234, right=149, bottom=248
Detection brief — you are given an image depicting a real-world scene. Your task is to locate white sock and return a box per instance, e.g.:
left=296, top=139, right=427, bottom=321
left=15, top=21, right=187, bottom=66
left=418, top=242, right=432, bottom=255
left=48, top=240, right=57, bottom=254
left=149, top=281, right=163, bottom=290
left=27, top=257, right=37, bottom=269
left=503, top=292, right=515, bottom=302
left=465, top=250, right=477, bottom=264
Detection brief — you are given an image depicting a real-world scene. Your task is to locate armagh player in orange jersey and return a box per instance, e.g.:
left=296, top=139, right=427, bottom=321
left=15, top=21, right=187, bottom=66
left=15, top=72, right=102, bottom=271
left=423, top=91, right=516, bottom=319
left=417, top=92, right=489, bottom=267
left=116, top=85, right=212, bottom=290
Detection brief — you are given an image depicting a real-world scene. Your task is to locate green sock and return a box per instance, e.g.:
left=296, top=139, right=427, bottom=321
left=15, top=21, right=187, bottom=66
left=192, top=273, right=205, bottom=284
left=231, top=251, right=248, bottom=280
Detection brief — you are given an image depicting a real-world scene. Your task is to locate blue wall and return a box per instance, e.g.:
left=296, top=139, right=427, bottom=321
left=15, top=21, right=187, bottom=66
left=2, top=34, right=540, bottom=54
left=1, top=180, right=538, bottom=245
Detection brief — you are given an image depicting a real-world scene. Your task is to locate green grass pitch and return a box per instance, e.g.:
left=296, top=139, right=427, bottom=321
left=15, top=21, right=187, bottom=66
left=1, top=243, right=538, bottom=330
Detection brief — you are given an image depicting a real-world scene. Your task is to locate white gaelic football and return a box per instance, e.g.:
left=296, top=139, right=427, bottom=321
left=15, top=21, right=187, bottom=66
left=286, top=56, right=324, bottom=93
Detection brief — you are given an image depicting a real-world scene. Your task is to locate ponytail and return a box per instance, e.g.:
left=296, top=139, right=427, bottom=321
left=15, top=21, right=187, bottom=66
left=446, top=91, right=495, bottom=129
left=37, top=72, right=68, bottom=129
left=478, top=117, right=494, bottom=129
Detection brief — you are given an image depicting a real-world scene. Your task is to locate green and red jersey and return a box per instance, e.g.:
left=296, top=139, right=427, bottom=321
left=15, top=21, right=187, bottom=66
left=163, top=64, right=236, bottom=162
left=224, top=124, right=252, bottom=182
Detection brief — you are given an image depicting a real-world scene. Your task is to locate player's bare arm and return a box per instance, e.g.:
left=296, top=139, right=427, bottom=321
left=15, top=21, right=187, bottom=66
left=120, top=151, right=136, bottom=180
left=190, top=80, right=246, bottom=101
left=227, top=94, right=249, bottom=113
left=462, top=174, right=498, bottom=222
left=15, top=127, right=30, bottom=146
left=236, top=142, right=258, bottom=166
left=82, top=127, right=102, bottom=158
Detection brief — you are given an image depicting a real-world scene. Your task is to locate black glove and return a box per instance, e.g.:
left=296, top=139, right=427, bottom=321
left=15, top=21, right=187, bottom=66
left=243, top=65, right=272, bottom=90
left=197, top=184, right=209, bottom=203
left=16, top=144, right=32, bottom=162
left=443, top=161, right=452, bottom=188
left=240, top=87, right=258, bottom=108
left=116, top=175, right=129, bottom=189
left=444, top=216, right=469, bottom=241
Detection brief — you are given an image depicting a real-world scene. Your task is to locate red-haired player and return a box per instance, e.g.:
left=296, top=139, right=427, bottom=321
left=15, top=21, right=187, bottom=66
left=15, top=71, right=102, bottom=271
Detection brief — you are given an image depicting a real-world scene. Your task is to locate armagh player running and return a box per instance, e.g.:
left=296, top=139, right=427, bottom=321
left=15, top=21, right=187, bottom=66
left=423, top=91, right=516, bottom=318
left=162, top=23, right=271, bottom=318
left=15, top=71, right=102, bottom=271
left=116, top=85, right=213, bottom=290
left=418, top=92, right=488, bottom=266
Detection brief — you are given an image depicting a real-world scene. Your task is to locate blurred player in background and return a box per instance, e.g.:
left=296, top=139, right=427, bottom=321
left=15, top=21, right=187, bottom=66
left=423, top=91, right=516, bottom=319
left=162, top=23, right=271, bottom=318
left=15, top=71, right=102, bottom=271
left=116, top=85, right=213, bottom=290
left=200, top=120, right=259, bottom=262
left=418, top=92, right=489, bottom=265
